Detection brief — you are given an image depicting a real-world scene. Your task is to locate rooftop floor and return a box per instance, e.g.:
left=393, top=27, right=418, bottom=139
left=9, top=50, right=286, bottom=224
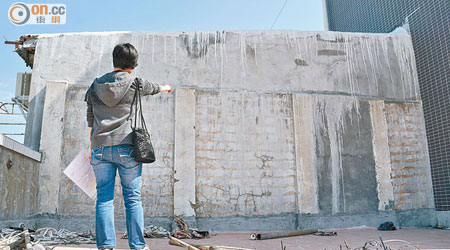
left=54, top=227, right=450, bottom=250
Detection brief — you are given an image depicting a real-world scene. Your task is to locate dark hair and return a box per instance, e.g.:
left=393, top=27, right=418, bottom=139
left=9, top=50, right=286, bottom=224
left=112, top=43, right=139, bottom=69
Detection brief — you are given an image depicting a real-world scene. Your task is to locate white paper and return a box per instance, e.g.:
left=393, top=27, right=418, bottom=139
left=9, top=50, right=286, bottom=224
left=63, top=150, right=97, bottom=199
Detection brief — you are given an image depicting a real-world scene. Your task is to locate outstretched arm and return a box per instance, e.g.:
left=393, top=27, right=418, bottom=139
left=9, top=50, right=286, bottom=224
left=138, top=78, right=172, bottom=95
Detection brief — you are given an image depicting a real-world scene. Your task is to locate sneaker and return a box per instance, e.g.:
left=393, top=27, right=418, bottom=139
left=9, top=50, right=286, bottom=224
left=136, top=245, right=150, bottom=250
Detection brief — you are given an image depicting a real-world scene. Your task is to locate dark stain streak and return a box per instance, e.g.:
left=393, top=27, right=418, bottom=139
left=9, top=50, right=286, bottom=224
left=318, top=49, right=347, bottom=56
left=316, top=34, right=347, bottom=43
left=295, top=59, right=309, bottom=66
left=181, top=31, right=225, bottom=59
left=246, top=44, right=256, bottom=58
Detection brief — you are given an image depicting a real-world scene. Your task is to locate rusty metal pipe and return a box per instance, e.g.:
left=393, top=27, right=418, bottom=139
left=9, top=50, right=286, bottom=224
left=4, top=40, right=23, bottom=45
left=250, top=228, right=318, bottom=240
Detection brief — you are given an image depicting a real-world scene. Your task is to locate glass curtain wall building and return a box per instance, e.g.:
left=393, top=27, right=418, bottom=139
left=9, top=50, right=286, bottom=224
left=323, top=0, right=450, bottom=211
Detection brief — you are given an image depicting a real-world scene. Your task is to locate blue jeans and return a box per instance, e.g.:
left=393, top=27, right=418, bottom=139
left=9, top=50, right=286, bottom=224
left=91, top=144, right=145, bottom=249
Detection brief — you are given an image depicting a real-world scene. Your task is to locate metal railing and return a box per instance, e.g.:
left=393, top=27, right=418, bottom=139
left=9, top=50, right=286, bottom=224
left=0, top=100, right=27, bottom=140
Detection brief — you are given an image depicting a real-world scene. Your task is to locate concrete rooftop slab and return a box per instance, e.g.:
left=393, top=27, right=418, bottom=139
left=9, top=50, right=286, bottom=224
left=53, top=228, right=450, bottom=250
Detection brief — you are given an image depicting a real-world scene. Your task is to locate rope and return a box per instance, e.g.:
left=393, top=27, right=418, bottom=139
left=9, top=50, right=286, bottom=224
left=0, top=224, right=96, bottom=248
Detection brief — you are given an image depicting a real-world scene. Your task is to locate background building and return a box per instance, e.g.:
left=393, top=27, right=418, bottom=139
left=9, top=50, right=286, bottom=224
left=324, top=0, right=450, bottom=213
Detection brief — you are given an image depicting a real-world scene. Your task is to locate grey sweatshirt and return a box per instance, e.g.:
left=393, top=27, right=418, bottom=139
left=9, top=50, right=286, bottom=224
left=85, top=71, right=161, bottom=149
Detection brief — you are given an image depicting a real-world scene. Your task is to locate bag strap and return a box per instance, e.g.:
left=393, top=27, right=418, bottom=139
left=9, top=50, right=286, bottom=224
left=129, top=78, right=138, bottom=129
left=130, top=78, right=149, bottom=133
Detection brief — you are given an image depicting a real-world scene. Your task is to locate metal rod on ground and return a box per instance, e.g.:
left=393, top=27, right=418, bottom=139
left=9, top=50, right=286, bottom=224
left=205, top=246, right=254, bottom=250
left=250, top=228, right=318, bottom=240
left=168, top=236, right=201, bottom=250
left=191, top=245, right=254, bottom=250
left=186, top=245, right=212, bottom=250
left=169, top=240, right=254, bottom=250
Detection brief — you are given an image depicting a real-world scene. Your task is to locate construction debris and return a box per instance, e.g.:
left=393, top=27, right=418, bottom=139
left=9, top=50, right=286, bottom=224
left=0, top=225, right=95, bottom=249
left=378, top=221, right=397, bottom=231
left=31, top=228, right=95, bottom=245
left=121, top=217, right=209, bottom=240
left=313, top=231, right=337, bottom=236
left=168, top=236, right=201, bottom=250
left=173, top=216, right=210, bottom=239
left=4, top=35, right=37, bottom=69
left=122, top=217, right=210, bottom=240
left=250, top=228, right=318, bottom=240
left=121, top=225, right=170, bottom=239
left=169, top=236, right=253, bottom=250
left=0, top=230, right=29, bottom=250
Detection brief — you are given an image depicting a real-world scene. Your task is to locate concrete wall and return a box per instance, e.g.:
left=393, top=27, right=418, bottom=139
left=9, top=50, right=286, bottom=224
left=25, top=31, right=420, bottom=150
left=437, top=211, right=450, bottom=227
left=0, top=136, right=40, bottom=228
left=21, top=30, right=440, bottom=230
left=385, top=103, right=434, bottom=211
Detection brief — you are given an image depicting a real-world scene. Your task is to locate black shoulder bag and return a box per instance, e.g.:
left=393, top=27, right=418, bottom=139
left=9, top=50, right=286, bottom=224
left=131, top=78, right=156, bottom=163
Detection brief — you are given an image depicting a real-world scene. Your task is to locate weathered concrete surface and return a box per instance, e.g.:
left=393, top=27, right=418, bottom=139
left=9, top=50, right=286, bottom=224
left=369, top=100, right=395, bottom=211
left=396, top=208, right=437, bottom=227
left=57, top=84, right=96, bottom=217
left=194, top=90, right=296, bottom=217
left=0, top=142, right=40, bottom=227
left=314, top=96, right=378, bottom=215
left=385, top=103, right=434, bottom=210
left=292, top=94, right=319, bottom=214
left=437, top=211, right=450, bottom=227
left=13, top=30, right=441, bottom=231
left=173, top=88, right=196, bottom=217
left=25, top=31, right=420, bottom=150
left=38, top=81, right=68, bottom=214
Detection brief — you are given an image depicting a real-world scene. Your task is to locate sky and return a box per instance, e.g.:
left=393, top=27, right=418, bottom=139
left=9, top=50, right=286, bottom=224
left=0, top=0, right=325, bottom=143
